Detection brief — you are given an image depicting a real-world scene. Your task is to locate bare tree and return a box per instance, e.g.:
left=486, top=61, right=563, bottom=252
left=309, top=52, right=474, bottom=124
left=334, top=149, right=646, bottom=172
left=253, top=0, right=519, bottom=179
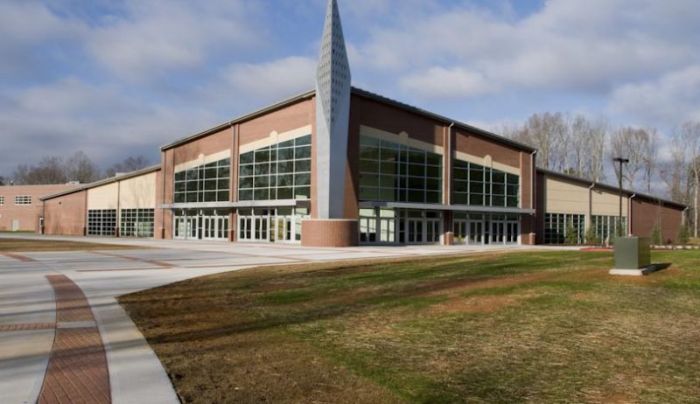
left=680, top=121, right=700, bottom=238
left=570, top=115, right=608, bottom=181
left=0, top=176, right=5, bottom=186
left=508, top=112, right=569, bottom=170
left=13, top=156, right=68, bottom=185
left=660, top=132, right=689, bottom=204
left=609, top=127, right=648, bottom=189
left=641, top=128, right=659, bottom=193
left=105, top=155, right=152, bottom=177
left=65, top=151, right=101, bottom=184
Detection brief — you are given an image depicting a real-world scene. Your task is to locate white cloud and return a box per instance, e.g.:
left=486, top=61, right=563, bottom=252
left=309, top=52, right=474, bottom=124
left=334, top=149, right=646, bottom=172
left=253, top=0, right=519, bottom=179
left=0, top=78, right=216, bottom=174
left=609, top=65, right=700, bottom=126
left=399, top=67, right=495, bottom=98
left=86, top=0, right=263, bottom=81
left=353, top=0, right=700, bottom=99
left=0, top=1, right=85, bottom=74
left=223, top=56, right=316, bottom=100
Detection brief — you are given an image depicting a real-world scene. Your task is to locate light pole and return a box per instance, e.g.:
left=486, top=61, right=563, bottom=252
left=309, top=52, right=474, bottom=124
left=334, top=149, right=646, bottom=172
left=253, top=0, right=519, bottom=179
left=614, top=157, right=629, bottom=237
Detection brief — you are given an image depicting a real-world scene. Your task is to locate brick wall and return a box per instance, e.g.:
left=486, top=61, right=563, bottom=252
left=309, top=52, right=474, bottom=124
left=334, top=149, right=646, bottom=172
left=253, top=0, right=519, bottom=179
left=301, top=219, right=358, bottom=247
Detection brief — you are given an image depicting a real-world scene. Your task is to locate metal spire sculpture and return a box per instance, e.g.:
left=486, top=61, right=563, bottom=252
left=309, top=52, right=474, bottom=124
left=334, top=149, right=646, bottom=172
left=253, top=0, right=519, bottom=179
left=315, top=0, right=351, bottom=219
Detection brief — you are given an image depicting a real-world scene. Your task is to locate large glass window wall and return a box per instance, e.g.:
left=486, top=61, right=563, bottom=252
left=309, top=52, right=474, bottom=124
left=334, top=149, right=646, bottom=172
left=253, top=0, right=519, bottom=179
left=238, top=135, right=311, bottom=201
left=359, top=135, right=442, bottom=204
left=544, top=213, right=585, bottom=244
left=453, top=159, right=519, bottom=207
left=592, top=215, right=627, bottom=243
left=174, top=158, right=230, bottom=203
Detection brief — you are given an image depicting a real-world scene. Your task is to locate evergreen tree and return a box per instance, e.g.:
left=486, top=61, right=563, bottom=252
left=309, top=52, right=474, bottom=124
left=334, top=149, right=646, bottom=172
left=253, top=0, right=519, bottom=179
left=677, top=224, right=690, bottom=245
left=565, top=219, right=579, bottom=245
left=651, top=223, right=663, bottom=245
left=585, top=226, right=600, bottom=245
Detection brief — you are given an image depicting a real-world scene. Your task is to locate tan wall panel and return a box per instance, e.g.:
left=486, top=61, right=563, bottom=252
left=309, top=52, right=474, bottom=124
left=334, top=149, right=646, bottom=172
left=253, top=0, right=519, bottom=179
left=119, top=172, right=157, bottom=209
left=87, top=183, right=119, bottom=210
left=592, top=189, right=628, bottom=216
left=545, top=177, right=589, bottom=214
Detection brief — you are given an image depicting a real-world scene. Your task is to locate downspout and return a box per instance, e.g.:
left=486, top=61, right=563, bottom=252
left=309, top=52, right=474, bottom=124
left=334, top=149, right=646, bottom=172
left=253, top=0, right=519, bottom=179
left=446, top=122, right=454, bottom=205
left=116, top=181, right=121, bottom=237
left=41, top=200, right=45, bottom=235
left=529, top=150, right=536, bottom=245
left=444, top=122, right=454, bottom=245
left=588, top=183, right=595, bottom=237
left=628, top=194, right=636, bottom=236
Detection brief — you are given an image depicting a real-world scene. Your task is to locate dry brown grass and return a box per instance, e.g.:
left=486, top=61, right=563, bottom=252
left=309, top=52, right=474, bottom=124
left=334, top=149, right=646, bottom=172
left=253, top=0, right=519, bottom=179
left=121, top=250, right=700, bottom=403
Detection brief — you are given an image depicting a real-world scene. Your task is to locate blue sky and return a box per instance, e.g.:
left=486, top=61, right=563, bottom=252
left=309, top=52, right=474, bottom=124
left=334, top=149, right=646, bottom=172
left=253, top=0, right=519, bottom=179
left=1, top=0, right=699, bottom=176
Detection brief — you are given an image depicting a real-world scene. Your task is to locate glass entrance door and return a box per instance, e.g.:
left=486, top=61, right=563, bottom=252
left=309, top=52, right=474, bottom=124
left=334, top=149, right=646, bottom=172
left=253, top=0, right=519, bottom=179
left=454, top=220, right=467, bottom=244
left=468, top=220, right=484, bottom=245
left=426, top=219, right=441, bottom=243
left=174, top=210, right=229, bottom=241
left=407, top=219, right=423, bottom=244
left=506, top=220, right=519, bottom=244
left=238, top=208, right=308, bottom=243
left=491, top=220, right=505, bottom=244
left=488, top=215, right=519, bottom=245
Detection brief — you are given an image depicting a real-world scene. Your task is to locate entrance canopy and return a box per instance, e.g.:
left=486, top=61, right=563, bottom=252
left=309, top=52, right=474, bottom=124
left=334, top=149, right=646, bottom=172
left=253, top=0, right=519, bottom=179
left=358, top=201, right=535, bottom=215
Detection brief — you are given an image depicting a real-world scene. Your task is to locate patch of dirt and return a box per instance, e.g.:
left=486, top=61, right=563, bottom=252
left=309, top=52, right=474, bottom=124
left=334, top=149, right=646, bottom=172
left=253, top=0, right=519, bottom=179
left=420, top=271, right=554, bottom=298
left=430, top=295, right=519, bottom=314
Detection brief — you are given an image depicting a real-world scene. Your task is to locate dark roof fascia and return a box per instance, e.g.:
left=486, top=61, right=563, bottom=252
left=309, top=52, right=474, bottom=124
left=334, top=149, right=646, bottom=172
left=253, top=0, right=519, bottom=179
left=160, top=89, right=317, bottom=151
left=40, top=165, right=161, bottom=201
left=537, top=168, right=687, bottom=210
left=350, top=87, right=537, bottom=153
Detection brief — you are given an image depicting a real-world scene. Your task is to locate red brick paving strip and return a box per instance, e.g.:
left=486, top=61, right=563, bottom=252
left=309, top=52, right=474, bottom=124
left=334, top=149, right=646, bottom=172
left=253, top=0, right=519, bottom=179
left=39, top=275, right=111, bottom=404
left=91, top=251, right=173, bottom=268
left=47, top=275, right=95, bottom=323
left=0, top=252, right=36, bottom=262
left=0, top=323, right=55, bottom=331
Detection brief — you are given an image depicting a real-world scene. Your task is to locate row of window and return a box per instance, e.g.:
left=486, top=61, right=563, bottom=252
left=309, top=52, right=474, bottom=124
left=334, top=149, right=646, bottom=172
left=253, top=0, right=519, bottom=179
left=544, top=213, right=627, bottom=244
left=170, top=134, right=521, bottom=208
left=0, top=195, right=31, bottom=206
left=120, top=209, right=155, bottom=238
left=87, top=209, right=155, bottom=237
left=87, top=210, right=117, bottom=236
left=359, top=135, right=443, bottom=204
left=544, top=213, right=585, bottom=244
left=453, top=160, right=519, bottom=207
left=174, top=158, right=230, bottom=204
left=238, top=135, right=312, bottom=201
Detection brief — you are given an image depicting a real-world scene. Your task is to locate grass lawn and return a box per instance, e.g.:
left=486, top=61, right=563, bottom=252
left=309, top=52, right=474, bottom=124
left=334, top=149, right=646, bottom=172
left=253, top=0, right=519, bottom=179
left=120, top=250, right=700, bottom=403
left=0, top=237, right=137, bottom=252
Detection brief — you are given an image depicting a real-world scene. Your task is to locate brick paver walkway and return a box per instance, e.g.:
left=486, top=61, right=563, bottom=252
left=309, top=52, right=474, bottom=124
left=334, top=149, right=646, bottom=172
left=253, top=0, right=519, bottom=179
left=38, top=275, right=111, bottom=404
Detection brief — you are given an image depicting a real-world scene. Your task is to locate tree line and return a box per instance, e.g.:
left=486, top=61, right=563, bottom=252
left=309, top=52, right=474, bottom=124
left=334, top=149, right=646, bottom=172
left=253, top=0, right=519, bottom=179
left=504, top=115, right=700, bottom=238
left=4, top=152, right=152, bottom=186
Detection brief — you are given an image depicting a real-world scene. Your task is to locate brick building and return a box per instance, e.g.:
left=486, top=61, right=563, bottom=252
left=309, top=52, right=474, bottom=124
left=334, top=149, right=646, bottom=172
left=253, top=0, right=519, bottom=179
left=39, top=0, right=686, bottom=247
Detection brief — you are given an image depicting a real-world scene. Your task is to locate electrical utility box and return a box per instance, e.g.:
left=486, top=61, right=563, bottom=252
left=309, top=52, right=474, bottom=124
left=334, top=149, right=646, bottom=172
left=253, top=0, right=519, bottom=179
left=613, top=237, right=651, bottom=271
